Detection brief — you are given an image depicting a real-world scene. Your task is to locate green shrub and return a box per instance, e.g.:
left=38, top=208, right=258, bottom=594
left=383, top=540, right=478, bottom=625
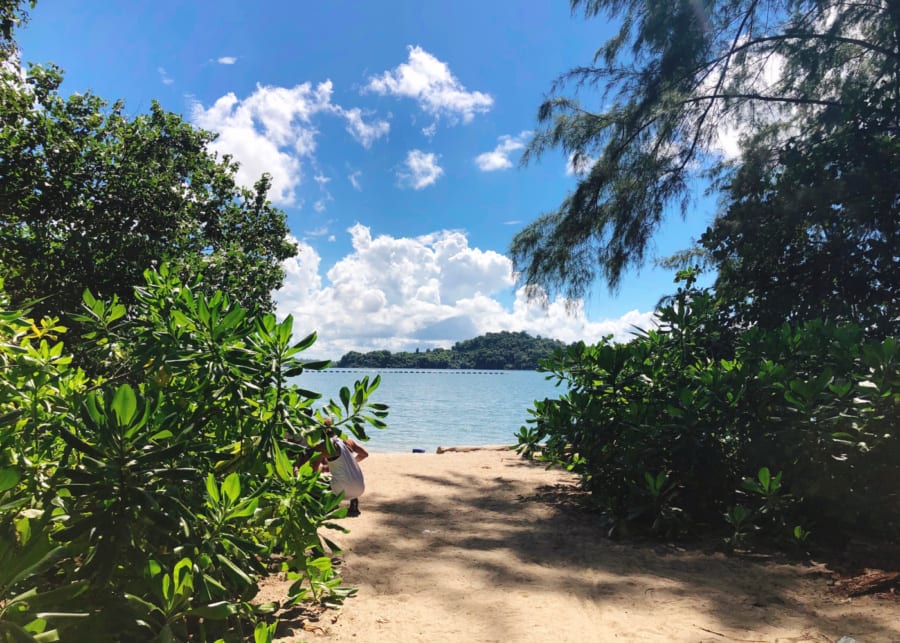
left=524, top=270, right=898, bottom=547
left=0, top=268, right=388, bottom=641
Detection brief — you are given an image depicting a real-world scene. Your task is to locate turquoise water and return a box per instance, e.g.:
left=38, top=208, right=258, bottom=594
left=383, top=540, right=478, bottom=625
left=290, top=368, right=567, bottom=453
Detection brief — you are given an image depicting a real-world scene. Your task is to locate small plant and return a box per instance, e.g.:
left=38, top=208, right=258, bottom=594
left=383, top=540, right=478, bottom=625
left=514, top=424, right=544, bottom=459
left=724, top=504, right=756, bottom=551
left=629, top=471, right=686, bottom=537
left=284, top=556, right=357, bottom=606
left=792, top=525, right=810, bottom=543
left=738, top=467, right=793, bottom=538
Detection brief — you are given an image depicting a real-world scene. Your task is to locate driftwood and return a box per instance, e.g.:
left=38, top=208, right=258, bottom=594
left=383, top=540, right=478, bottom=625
left=435, top=445, right=512, bottom=454
left=833, top=569, right=900, bottom=597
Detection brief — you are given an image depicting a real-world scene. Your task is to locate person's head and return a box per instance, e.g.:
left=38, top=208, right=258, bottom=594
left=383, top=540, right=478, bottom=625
left=321, top=416, right=337, bottom=443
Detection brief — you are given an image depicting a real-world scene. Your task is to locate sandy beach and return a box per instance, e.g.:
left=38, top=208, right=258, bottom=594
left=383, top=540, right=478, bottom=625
left=263, top=449, right=900, bottom=642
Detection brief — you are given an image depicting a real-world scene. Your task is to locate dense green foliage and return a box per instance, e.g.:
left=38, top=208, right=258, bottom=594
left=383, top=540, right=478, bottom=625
left=336, top=331, right=568, bottom=370
left=519, top=271, right=899, bottom=547
left=0, top=6, right=390, bottom=639
left=0, top=269, right=388, bottom=641
left=0, top=41, right=296, bottom=326
left=701, top=123, right=899, bottom=338
left=512, top=0, right=899, bottom=554
left=512, top=0, right=897, bottom=314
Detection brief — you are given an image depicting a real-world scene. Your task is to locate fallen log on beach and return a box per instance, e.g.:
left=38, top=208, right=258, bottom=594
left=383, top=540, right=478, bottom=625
left=435, top=445, right=511, bottom=453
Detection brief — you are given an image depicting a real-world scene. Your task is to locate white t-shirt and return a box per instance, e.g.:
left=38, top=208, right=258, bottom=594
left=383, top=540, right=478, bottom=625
left=328, top=437, right=365, bottom=500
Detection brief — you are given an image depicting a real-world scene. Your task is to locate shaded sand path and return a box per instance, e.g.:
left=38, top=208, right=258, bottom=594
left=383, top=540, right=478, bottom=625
left=266, top=450, right=900, bottom=642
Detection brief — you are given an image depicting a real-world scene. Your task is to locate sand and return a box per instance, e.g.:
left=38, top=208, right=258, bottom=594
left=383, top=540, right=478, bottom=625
left=263, top=449, right=900, bottom=643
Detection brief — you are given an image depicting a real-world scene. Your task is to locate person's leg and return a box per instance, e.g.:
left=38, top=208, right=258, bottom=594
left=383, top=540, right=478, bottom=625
left=348, top=498, right=360, bottom=517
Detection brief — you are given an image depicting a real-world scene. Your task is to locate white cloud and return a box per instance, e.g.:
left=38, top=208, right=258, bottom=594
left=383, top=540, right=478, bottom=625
left=566, top=151, right=594, bottom=176
left=335, top=106, right=390, bottom=147
left=192, top=81, right=392, bottom=205
left=305, top=224, right=331, bottom=237
left=704, top=40, right=788, bottom=160
left=475, top=131, right=530, bottom=171
left=365, top=45, right=493, bottom=124
left=422, top=123, right=438, bottom=139
left=397, top=149, right=443, bottom=189
left=348, top=170, right=362, bottom=191
left=158, top=67, right=174, bottom=85
left=275, top=225, right=656, bottom=359
left=217, top=56, right=238, bottom=65
left=313, top=198, right=330, bottom=213
left=190, top=81, right=336, bottom=206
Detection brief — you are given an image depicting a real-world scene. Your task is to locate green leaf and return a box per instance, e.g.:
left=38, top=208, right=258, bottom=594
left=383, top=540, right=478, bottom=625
left=757, top=467, right=771, bottom=491
left=205, top=474, right=220, bottom=504
left=215, top=554, right=254, bottom=587
left=146, top=559, right=162, bottom=579
left=0, top=468, right=20, bottom=493
left=292, top=331, right=317, bottom=352
left=186, top=601, right=239, bottom=620
left=254, top=620, right=277, bottom=643
left=56, top=429, right=105, bottom=461
left=111, top=384, right=138, bottom=426
left=226, top=498, right=259, bottom=520
left=221, top=473, right=240, bottom=505
left=161, top=573, right=171, bottom=602
left=273, top=445, right=293, bottom=482
left=173, top=558, right=193, bottom=596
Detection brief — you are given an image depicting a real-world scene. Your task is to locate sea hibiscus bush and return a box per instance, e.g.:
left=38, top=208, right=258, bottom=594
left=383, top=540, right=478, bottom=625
left=0, top=267, right=387, bottom=641
left=523, top=271, right=899, bottom=548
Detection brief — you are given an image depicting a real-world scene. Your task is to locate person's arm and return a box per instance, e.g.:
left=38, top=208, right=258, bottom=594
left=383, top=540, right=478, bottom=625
left=310, top=443, right=330, bottom=472
left=346, top=438, right=369, bottom=462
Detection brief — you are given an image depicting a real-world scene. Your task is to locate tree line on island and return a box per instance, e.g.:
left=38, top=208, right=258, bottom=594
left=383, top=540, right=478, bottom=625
left=335, top=331, right=569, bottom=370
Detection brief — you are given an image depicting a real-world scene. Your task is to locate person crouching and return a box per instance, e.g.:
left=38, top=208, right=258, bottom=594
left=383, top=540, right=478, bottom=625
left=313, top=417, right=369, bottom=517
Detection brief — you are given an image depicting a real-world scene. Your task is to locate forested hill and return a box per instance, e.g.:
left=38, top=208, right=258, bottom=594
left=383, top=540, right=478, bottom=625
left=335, top=331, right=569, bottom=370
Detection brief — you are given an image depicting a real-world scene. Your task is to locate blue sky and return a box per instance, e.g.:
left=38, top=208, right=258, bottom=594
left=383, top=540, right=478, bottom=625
left=17, top=0, right=717, bottom=358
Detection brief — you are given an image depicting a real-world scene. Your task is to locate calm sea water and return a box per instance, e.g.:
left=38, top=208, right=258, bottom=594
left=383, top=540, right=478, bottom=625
left=290, top=368, right=567, bottom=453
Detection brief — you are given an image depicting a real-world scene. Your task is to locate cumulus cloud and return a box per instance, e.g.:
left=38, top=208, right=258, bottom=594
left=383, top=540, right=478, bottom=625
left=158, top=67, right=174, bottom=85
left=365, top=45, right=493, bottom=124
left=216, top=56, right=238, bottom=65
left=348, top=170, right=362, bottom=191
left=191, top=81, right=392, bottom=206
left=475, top=131, right=530, bottom=171
left=397, top=149, right=443, bottom=189
left=275, top=225, right=656, bottom=359
left=191, top=82, right=336, bottom=205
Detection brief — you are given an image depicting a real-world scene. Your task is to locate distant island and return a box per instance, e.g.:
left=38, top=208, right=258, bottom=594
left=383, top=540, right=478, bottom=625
left=335, top=331, right=569, bottom=371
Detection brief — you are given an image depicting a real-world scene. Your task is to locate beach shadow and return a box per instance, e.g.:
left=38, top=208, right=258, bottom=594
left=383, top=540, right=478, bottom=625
left=331, top=457, right=897, bottom=640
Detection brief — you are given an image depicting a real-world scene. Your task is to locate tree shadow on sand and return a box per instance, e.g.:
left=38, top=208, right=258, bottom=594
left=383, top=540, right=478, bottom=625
left=327, top=457, right=898, bottom=640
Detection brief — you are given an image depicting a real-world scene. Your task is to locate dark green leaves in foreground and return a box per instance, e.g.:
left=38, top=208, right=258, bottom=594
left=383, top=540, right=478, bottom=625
left=522, top=270, right=899, bottom=548
left=0, top=267, right=389, bottom=641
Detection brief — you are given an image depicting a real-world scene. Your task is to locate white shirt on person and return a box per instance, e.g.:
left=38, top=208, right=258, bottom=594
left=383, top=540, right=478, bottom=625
left=328, top=437, right=365, bottom=500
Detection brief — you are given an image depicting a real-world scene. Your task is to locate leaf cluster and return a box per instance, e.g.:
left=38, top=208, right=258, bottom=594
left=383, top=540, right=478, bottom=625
left=0, top=268, right=389, bottom=641
left=0, top=57, right=296, bottom=332
left=523, top=270, right=899, bottom=549
left=513, top=0, right=898, bottom=303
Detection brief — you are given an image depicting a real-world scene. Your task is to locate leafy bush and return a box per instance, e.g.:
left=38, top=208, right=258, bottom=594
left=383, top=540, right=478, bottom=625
left=523, top=270, right=899, bottom=547
left=0, top=267, right=388, bottom=641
